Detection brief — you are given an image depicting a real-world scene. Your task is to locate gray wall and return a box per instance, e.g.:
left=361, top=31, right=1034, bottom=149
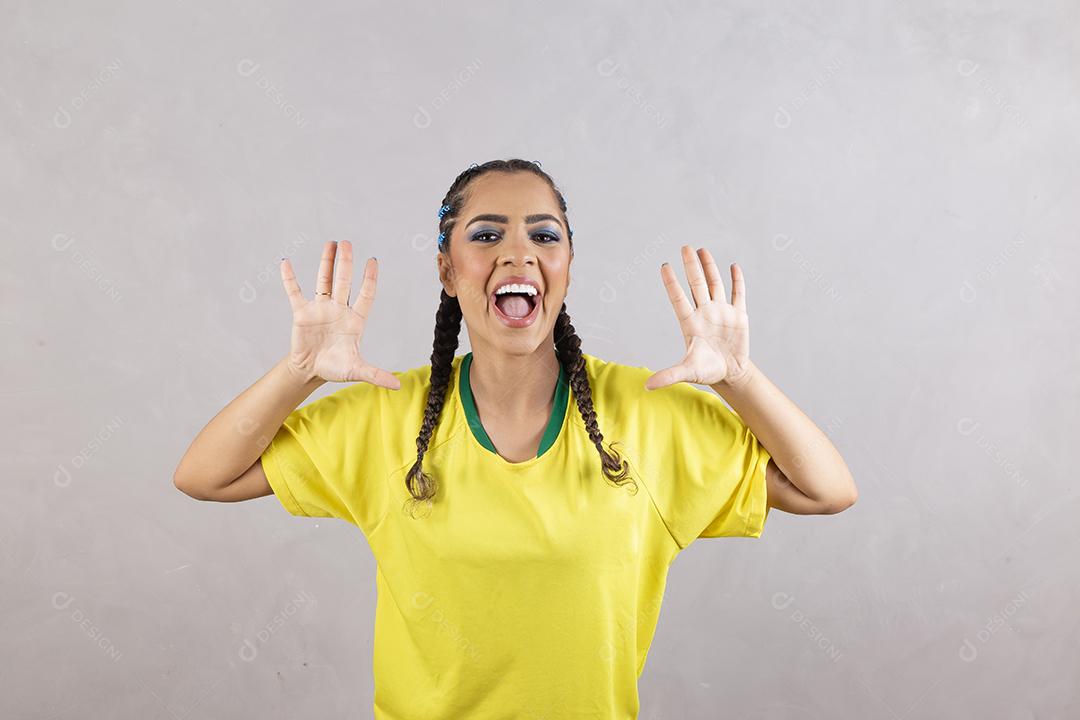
left=4, top=0, right=1076, bottom=717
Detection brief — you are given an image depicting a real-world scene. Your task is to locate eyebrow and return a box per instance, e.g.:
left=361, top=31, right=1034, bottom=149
left=464, top=213, right=564, bottom=229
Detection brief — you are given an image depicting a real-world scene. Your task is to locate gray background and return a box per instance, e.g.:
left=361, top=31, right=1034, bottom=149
left=3, top=0, right=1077, bottom=717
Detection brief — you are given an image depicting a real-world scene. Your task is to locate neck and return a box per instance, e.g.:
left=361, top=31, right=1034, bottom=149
left=468, top=343, right=560, bottom=419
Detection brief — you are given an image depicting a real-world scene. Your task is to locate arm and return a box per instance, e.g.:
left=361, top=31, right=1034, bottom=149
left=646, top=244, right=857, bottom=517
left=173, top=356, right=325, bottom=501
left=712, top=361, right=857, bottom=515
left=174, top=240, right=397, bottom=502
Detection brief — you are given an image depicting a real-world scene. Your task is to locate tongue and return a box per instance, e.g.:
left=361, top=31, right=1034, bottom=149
left=495, top=294, right=532, bottom=319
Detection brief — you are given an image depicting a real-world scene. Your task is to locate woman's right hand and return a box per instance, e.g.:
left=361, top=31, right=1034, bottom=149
left=279, top=240, right=401, bottom=389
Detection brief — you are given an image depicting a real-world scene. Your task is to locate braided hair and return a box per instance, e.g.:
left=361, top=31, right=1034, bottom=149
left=403, top=159, right=635, bottom=517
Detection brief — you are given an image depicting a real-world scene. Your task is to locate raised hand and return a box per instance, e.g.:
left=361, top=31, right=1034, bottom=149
left=645, top=245, right=752, bottom=391
left=280, top=240, right=401, bottom=389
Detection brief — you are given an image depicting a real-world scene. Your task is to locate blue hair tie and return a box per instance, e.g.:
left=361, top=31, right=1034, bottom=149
left=437, top=204, right=451, bottom=251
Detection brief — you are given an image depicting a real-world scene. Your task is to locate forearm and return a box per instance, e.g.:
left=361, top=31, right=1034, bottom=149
left=173, top=356, right=325, bottom=494
left=710, top=360, right=856, bottom=508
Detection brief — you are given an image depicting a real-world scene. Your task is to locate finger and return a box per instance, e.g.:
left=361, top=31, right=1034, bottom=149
left=697, top=248, right=727, bottom=304
left=360, top=364, right=402, bottom=390
left=351, top=256, right=378, bottom=319
left=332, top=240, right=353, bottom=305
left=279, top=257, right=306, bottom=312
left=682, top=244, right=711, bottom=308
left=315, top=240, right=338, bottom=297
left=730, top=262, right=747, bottom=312
left=644, top=363, right=691, bottom=391
left=660, top=262, right=694, bottom=322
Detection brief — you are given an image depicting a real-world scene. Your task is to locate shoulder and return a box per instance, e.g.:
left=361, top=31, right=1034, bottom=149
left=581, top=352, right=730, bottom=427
left=325, top=355, right=454, bottom=426
left=580, top=352, right=652, bottom=424
left=581, top=352, right=649, bottom=399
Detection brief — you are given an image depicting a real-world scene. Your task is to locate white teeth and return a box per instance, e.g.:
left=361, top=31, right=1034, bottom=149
left=494, top=283, right=538, bottom=296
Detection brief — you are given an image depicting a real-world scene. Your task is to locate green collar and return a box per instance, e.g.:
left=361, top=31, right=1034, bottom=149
left=459, top=352, right=569, bottom=458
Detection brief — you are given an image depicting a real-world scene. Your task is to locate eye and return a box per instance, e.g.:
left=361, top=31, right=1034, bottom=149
left=470, top=230, right=561, bottom=244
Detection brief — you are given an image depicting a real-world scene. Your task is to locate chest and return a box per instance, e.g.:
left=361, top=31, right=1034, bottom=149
left=379, top=436, right=653, bottom=575
left=481, top=414, right=550, bottom=463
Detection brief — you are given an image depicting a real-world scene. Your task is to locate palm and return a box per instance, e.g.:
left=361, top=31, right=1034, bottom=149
left=290, top=301, right=369, bottom=383
left=645, top=245, right=752, bottom=390
left=280, top=240, right=400, bottom=389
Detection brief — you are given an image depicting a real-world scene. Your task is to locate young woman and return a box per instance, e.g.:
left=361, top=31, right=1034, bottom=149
left=174, top=159, right=857, bottom=719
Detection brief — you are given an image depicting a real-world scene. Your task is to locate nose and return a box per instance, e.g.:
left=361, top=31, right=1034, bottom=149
left=497, top=227, right=536, bottom=266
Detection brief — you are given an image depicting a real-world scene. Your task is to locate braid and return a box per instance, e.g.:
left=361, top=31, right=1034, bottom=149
left=403, top=289, right=462, bottom=517
left=554, top=304, right=636, bottom=492
left=407, top=158, right=631, bottom=514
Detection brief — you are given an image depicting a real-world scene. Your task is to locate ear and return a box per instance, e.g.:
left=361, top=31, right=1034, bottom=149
left=436, top=251, right=457, bottom=297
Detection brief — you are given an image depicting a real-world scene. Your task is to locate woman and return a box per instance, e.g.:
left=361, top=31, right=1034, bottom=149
left=174, top=159, right=857, bottom=719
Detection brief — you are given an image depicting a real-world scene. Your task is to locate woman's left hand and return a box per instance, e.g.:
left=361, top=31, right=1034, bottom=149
left=645, top=245, right=753, bottom=391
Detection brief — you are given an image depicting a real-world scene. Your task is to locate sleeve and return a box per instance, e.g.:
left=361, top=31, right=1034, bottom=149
left=635, top=378, right=772, bottom=550
left=260, top=382, right=390, bottom=536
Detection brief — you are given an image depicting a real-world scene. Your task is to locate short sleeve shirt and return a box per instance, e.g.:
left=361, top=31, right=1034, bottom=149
left=260, top=352, right=771, bottom=719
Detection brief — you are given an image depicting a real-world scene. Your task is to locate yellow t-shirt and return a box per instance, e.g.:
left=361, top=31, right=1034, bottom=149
left=261, top=351, right=771, bottom=719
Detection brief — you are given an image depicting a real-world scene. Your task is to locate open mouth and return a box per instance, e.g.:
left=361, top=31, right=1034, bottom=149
left=491, top=289, right=541, bottom=327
